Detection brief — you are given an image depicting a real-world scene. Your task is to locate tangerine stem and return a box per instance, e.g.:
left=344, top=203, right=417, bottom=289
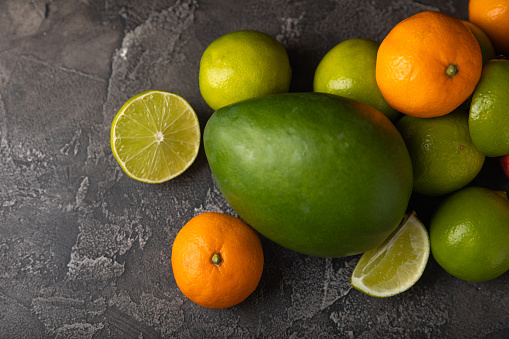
left=446, top=63, right=458, bottom=78
left=211, top=252, right=223, bottom=266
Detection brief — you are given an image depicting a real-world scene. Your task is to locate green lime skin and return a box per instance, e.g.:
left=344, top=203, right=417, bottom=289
left=203, top=92, right=413, bottom=257
left=463, top=21, right=496, bottom=66
left=199, top=30, right=292, bottom=111
left=313, top=39, right=400, bottom=122
left=396, top=110, right=485, bottom=196
left=430, top=186, right=509, bottom=282
left=469, top=59, right=509, bottom=157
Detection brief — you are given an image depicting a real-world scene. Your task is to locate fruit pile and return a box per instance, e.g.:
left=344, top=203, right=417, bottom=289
left=110, top=1, right=509, bottom=308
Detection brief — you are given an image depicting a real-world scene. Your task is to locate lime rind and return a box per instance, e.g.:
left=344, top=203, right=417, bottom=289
left=351, top=211, right=430, bottom=297
left=111, top=90, right=201, bottom=184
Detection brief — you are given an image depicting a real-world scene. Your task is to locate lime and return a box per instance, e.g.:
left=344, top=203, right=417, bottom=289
left=351, top=212, right=430, bottom=297
left=111, top=90, right=200, bottom=184
left=199, top=30, right=292, bottom=111
left=463, top=20, right=496, bottom=66
left=430, top=186, right=509, bottom=282
left=313, top=38, right=400, bottom=121
left=469, top=59, right=509, bottom=157
left=396, top=110, right=485, bottom=196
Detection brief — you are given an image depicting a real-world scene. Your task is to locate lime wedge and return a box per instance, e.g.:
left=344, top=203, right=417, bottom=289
left=351, top=211, right=430, bottom=297
left=111, top=90, right=200, bottom=184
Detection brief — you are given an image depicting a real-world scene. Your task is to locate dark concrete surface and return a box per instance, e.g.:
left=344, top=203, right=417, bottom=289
left=0, top=0, right=508, bottom=338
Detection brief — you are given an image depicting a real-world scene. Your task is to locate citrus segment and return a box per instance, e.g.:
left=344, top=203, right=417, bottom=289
left=351, top=212, right=430, bottom=298
left=111, top=90, right=200, bottom=184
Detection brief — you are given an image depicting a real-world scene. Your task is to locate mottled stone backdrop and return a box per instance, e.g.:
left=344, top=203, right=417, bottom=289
left=0, top=0, right=507, bottom=338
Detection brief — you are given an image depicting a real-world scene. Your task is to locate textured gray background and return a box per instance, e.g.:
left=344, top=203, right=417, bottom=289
left=1, top=0, right=508, bottom=338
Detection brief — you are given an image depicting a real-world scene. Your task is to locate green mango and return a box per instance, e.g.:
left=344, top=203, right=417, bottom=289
left=203, top=92, right=413, bottom=257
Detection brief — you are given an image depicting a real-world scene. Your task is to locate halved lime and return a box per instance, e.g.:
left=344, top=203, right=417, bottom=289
left=351, top=211, right=430, bottom=297
left=111, top=90, right=200, bottom=184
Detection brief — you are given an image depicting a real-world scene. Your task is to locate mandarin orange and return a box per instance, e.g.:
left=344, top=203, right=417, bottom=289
left=171, top=212, right=264, bottom=309
left=376, top=11, right=482, bottom=118
left=469, top=0, right=509, bottom=55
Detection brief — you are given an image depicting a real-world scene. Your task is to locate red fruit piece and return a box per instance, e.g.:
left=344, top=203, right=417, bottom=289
left=500, top=154, right=509, bottom=178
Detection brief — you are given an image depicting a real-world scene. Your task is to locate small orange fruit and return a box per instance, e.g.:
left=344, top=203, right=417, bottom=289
left=376, top=11, right=483, bottom=118
left=469, top=0, right=509, bottom=56
left=171, top=212, right=264, bottom=309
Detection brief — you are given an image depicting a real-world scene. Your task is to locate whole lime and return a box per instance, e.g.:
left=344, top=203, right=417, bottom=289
left=469, top=59, right=509, bottom=157
left=430, top=186, right=509, bottom=282
left=203, top=92, right=413, bottom=257
left=199, top=30, right=292, bottom=111
left=313, top=38, right=400, bottom=121
left=396, top=110, right=485, bottom=196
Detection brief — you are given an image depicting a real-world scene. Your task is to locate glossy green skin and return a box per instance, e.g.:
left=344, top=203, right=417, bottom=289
left=203, top=93, right=413, bottom=257
left=396, top=110, right=485, bottom=196
left=469, top=59, right=509, bottom=157
left=313, top=39, right=400, bottom=122
left=463, top=21, right=496, bottom=66
left=430, top=187, right=509, bottom=282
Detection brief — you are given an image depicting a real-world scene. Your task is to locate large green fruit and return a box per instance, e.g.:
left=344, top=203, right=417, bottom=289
left=203, top=92, right=413, bottom=257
